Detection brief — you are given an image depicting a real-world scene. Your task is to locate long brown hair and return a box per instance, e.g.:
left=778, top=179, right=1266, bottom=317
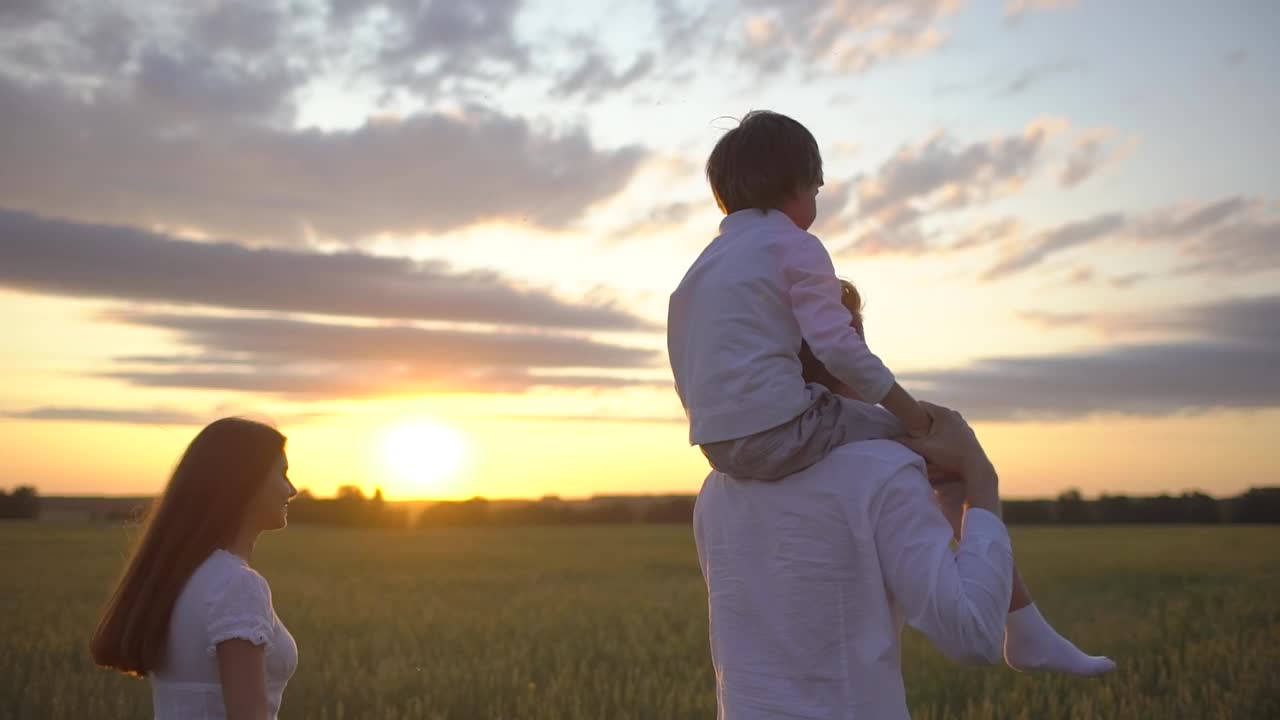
left=90, top=417, right=286, bottom=677
left=800, top=279, right=864, bottom=389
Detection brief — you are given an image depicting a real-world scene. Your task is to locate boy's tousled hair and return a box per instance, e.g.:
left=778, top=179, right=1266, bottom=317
left=706, top=110, right=823, bottom=215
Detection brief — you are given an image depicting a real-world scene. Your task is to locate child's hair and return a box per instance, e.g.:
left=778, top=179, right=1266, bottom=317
left=706, top=110, right=823, bottom=214
left=800, top=279, right=863, bottom=390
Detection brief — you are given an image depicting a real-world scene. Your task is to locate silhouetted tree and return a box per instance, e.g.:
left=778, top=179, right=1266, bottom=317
left=0, top=486, right=39, bottom=520
left=1231, top=487, right=1280, bottom=523
left=1002, top=500, right=1054, bottom=524
left=1055, top=488, right=1094, bottom=524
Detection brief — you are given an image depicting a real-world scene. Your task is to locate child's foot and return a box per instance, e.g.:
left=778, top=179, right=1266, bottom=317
left=1004, top=604, right=1116, bottom=676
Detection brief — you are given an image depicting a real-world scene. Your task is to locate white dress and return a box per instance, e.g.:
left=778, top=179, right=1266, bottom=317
left=150, top=549, right=298, bottom=719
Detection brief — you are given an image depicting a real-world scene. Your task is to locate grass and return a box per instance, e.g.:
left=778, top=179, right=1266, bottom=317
left=1, top=524, right=1276, bottom=719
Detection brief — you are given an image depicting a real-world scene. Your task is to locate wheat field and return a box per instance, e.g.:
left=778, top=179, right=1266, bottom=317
left=1, top=524, right=1277, bottom=719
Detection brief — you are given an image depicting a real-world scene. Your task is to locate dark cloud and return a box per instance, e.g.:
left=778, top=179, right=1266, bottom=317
left=0, top=2, right=647, bottom=243
left=980, top=196, right=1279, bottom=281
left=905, top=294, right=1280, bottom=420
left=194, top=2, right=283, bottom=55
left=134, top=48, right=298, bottom=124
left=0, top=75, right=645, bottom=244
left=4, top=405, right=333, bottom=427
left=552, top=51, right=655, bottom=101
left=371, top=0, right=531, bottom=93
left=99, top=311, right=663, bottom=399
left=1176, top=218, right=1280, bottom=275
left=840, top=125, right=1054, bottom=253
left=4, top=406, right=205, bottom=425
left=656, top=0, right=712, bottom=57
left=856, top=126, right=1051, bottom=217
left=0, top=0, right=49, bottom=24
left=0, top=208, right=657, bottom=331
left=981, top=212, right=1125, bottom=281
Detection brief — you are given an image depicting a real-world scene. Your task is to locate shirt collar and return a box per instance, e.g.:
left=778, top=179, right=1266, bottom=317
left=719, top=208, right=797, bottom=234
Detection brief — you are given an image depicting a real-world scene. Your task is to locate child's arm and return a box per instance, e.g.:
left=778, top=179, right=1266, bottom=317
left=881, top=382, right=933, bottom=438
left=786, top=233, right=896, bottom=403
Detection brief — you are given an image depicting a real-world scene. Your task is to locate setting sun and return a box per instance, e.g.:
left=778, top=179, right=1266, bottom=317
left=381, top=420, right=470, bottom=494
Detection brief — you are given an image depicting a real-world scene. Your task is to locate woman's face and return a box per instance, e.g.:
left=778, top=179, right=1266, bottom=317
left=253, top=452, right=297, bottom=531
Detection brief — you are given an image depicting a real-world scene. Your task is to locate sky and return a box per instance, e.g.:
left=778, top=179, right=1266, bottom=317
left=1, top=0, right=1277, bottom=501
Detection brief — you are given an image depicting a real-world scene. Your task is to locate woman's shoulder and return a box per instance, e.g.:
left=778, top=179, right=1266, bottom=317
left=192, top=550, right=273, bottom=608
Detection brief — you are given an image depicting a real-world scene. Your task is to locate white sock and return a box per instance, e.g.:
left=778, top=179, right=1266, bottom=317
left=1004, top=603, right=1116, bottom=676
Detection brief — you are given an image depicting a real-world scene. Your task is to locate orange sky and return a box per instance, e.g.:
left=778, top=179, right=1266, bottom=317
left=1, top=1, right=1277, bottom=500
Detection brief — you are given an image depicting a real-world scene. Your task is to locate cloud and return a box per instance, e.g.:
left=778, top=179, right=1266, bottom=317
left=3, top=405, right=333, bottom=427
left=1059, top=128, right=1134, bottom=188
left=552, top=50, right=655, bottom=101
left=0, top=75, right=644, bottom=244
left=840, top=121, right=1058, bottom=253
left=855, top=123, right=1054, bottom=216
left=1016, top=294, right=1280, bottom=341
left=0, top=3, right=646, bottom=244
left=606, top=199, right=704, bottom=243
left=0, top=208, right=657, bottom=331
left=981, top=212, right=1125, bottom=281
left=905, top=294, right=1280, bottom=420
left=1006, top=0, right=1076, bottom=21
left=364, top=0, right=532, bottom=94
left=133, top=47, right=298, bottom=124
left=99, top=311, right=664, bottom=399
left=3, top=406, right=206, bottom=425
left=979, top=196, right=1280, bottom=281
left=733, top=0, right=961, bottom=76
left=946, top=217, right=1024, bottom=252
left=1001, top=60, right=1081, bottom=95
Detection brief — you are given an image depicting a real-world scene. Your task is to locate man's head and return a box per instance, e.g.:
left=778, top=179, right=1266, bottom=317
left=706, top=110, right=824, bottom=229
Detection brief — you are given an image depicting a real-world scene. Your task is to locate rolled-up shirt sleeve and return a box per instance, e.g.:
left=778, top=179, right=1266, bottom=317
left=873, top=463, right=1014, bottom=664
left=784, top=233, right=895, bottom=403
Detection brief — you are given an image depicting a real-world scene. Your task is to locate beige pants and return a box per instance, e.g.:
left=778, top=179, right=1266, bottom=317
left=700, top=383, right=904, bottom=481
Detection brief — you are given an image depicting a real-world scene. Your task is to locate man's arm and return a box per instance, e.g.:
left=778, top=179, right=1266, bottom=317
left=873, top=462, right=1013, bottom=664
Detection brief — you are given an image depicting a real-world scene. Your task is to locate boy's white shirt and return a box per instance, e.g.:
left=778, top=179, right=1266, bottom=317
left=668, top=208, right=896, bottom=445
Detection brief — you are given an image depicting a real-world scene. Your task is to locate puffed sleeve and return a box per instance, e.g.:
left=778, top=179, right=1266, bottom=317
left=205, top=565, right=275, bottom=657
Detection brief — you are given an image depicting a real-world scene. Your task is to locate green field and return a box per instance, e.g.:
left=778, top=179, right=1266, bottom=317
left=2, top=524, right=1277, bottom=719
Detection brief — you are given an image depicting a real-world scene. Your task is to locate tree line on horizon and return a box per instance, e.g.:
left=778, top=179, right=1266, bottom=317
left=5, top=484, right=1280, bottom=527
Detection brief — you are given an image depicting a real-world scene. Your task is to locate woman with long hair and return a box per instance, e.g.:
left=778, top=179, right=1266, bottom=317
left=90, top=417, right=299, bottom=719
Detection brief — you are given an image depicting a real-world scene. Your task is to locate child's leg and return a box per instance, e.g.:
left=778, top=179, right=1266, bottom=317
left=1002, top=569, right=1116, bottom=676
left=703, top=387, right=904, bottom=482
left=933, top=483, right=1115, bottom=676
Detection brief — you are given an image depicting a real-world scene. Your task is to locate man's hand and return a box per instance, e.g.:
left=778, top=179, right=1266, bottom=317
left=901, top=402, right=1001, bottom=517
left=898, top=402, right=984, bottom=475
